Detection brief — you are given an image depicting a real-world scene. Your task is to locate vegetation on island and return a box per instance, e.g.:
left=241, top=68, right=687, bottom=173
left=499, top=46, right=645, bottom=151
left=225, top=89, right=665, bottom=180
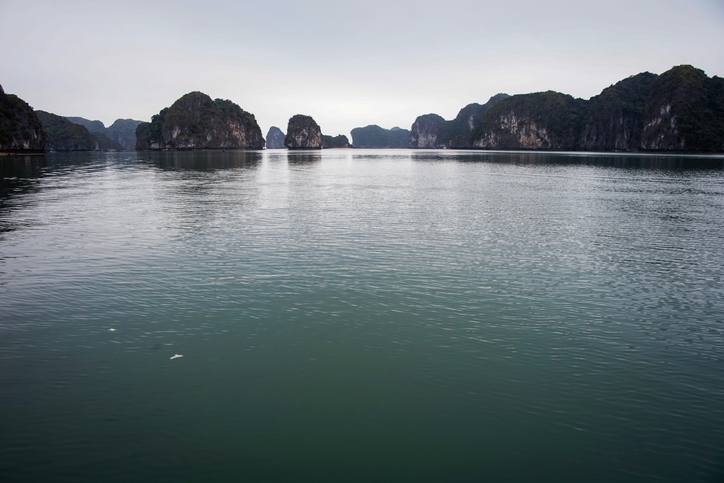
left=322, top=134, right=350, bottom=148
left=409, top=94, right=509, bottom=148
left=0, top=85, right=48, bottom=152
left=285, top=115, right=322, bottom=149
left=350, top=125, right=410, bottom=148
left=469, top=65, right=724, bottom=152
left=136, top=92, right=264, bottom=150
left=36, top=111, right=97, bottom=151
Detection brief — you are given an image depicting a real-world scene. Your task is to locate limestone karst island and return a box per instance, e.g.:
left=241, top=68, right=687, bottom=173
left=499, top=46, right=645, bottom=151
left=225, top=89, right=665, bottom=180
left=1, top=65, right=723, bottom=154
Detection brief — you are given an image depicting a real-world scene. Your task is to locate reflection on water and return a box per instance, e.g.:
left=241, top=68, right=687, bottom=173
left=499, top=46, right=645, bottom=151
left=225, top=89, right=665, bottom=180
left=286, top=150, right=322, bottom=165
left=137, top=150, right=263, bottom=171
left=409, top=150, right=724, bottom=169
left=2, top=149, right=724, bottom=482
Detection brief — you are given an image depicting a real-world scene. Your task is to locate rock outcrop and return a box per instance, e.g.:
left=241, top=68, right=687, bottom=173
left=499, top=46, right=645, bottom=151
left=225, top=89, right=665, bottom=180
left=64, top=117, right=142, bottom=150
left=408, top=114, right=445, bottom=148
left=0, top=85, right=48, bottom=152
left=350, top=125, right=409, bottom=148
left=322, top=134, right=351, bottom=148
left=107, top=119, right=143, bottom=150
left=284, top=115, right=322, bottom=149
left=471, top=65, right=724, bottom=152
left=408, top=94, right=509, bottom=149
left=135, top=92, right=264, bottom=150
left=37, top=111, right=125, bottom=151
left=266, top=126, right=285, bottom=149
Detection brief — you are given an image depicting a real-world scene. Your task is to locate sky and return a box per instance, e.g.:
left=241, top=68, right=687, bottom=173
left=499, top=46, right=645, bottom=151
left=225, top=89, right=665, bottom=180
left=1, top=0, right=723, bottom=141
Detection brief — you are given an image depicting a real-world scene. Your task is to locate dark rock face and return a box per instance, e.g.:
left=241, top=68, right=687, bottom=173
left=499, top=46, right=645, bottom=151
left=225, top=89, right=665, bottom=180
left=578, top=73, right=658, bottom=151
left=266, top=126, right=285, bottom=149
left=472, top=91, right=586, bottom=150
left=284, top=115, right=322, bottom=149
left=471, top=65, right=724, bottom=152
left=106, top=119, right=143, bottom=150
left=0, top=85, right=48, bottom=152
left=64, top=117, right=142, bottom=150
left=65, top=117, right=106, bottom=133
left=136, top=92, right=264, bottom=150
left=36, top=111, right=96, bottom=151
left=350, top=125, right=409, bottom=148
left=408, top=114, right=445, bottom=148
left=408, top=94, right=509, bottom=149
left=322, top=134, right=350, bottom=148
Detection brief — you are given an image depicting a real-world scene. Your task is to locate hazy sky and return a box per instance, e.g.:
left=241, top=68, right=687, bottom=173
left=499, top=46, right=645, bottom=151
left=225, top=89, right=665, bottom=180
left=1, top=0, right=723, bottom=140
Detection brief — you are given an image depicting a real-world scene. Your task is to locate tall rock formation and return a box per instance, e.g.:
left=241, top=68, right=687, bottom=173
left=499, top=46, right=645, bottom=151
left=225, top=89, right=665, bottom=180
left=284, top=115, right=322, bottom=149
left=135, top=92, right=264, bottom=150
left=470, top=65, right=724, bottom=152
left=578, top=72, right=657, bottom=151
left=266, top=126, right=285, bottom=149
left=640, top=65, right=724, bottom=151
left=107, top=119, right=143, bottom=150
left=350, top=125, right=409, bottom=148
left=408, top=114, right=445, bottom=148
left=471, top=91, right=586, bottom=150
left=409, top=94, right=509, bottom=148
left=0, top=85, right=48, bottom=152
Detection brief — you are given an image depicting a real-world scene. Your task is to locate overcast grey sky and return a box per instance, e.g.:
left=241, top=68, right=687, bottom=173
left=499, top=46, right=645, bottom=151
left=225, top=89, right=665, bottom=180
left=1, top=0, right=722, bottom=140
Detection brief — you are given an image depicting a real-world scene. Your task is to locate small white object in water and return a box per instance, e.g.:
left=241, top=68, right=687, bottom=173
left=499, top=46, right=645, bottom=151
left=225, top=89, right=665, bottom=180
left=170, top=354, right=183, bottom=360
left=108, top=328, right=116, bottom=332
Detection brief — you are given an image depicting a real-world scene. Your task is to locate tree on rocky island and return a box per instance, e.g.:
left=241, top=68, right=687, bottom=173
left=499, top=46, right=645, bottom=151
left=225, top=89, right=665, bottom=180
left=284, top=115, right=322, bottom=149
left=135, top=92, right=264, bottom=150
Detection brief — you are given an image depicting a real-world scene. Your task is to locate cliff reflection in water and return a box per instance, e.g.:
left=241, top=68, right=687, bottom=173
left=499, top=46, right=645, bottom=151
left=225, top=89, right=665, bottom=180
left=410, top=150, right=724, bottom=169
left=137, top=150, right=263, bottom=171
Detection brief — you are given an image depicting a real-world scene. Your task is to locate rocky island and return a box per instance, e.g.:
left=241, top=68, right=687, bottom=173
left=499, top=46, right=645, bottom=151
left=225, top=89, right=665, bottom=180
left=284, top=115, right=322, bottom=149
left=135, top=92, right=264, bottom=150
left=0, top=85, right=48, bottom=153
left=470, top=65, right=724, bottom=152
left=322, top=134, right=350, bottom=148
left=408, top=94, right=509, bottom=149
left=37, top=111, right=125, bottom=152
left=350, top=125, right=409, bottom=148
left=266, top=126, right=285, bottom=149
left=67, top=117, right=143, bottom=151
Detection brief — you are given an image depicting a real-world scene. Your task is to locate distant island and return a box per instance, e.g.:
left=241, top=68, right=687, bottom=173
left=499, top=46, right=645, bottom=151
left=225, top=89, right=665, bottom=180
left=350, top=125, right=410, bottom=148
left=66, top=117, right=143, bottom=151
left=266, top=126, right=285, bottom=149
left=1, top=65, right=723, bottom=153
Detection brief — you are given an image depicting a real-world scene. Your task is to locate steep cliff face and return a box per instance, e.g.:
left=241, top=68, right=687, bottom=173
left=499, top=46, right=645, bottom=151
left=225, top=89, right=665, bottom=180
left=135, top=92, right=264, bottom=150
left=106, top=119, right=143, bottom=150
left=0, top=85, right=48, bottom=152
left=470, top=65, right=724, bottom=152
left=578, top=72, right=657, bottom=151
left=350, top=125, right=409, bottom=148
left=640, top=65, right=724, bottom=151
left=408, top=114, right=445, bottom=148
left=266, top=126, right=285, bottom=149
left=472, top=91, right=586, bottom=149
left=284, top=115, right=322, bottom=149
left=408, top=94, right=508, bottom=148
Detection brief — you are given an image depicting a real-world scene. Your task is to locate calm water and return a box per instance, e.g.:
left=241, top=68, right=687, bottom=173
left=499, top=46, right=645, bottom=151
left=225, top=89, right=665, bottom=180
left=1, top=150, right=724, bottom=482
